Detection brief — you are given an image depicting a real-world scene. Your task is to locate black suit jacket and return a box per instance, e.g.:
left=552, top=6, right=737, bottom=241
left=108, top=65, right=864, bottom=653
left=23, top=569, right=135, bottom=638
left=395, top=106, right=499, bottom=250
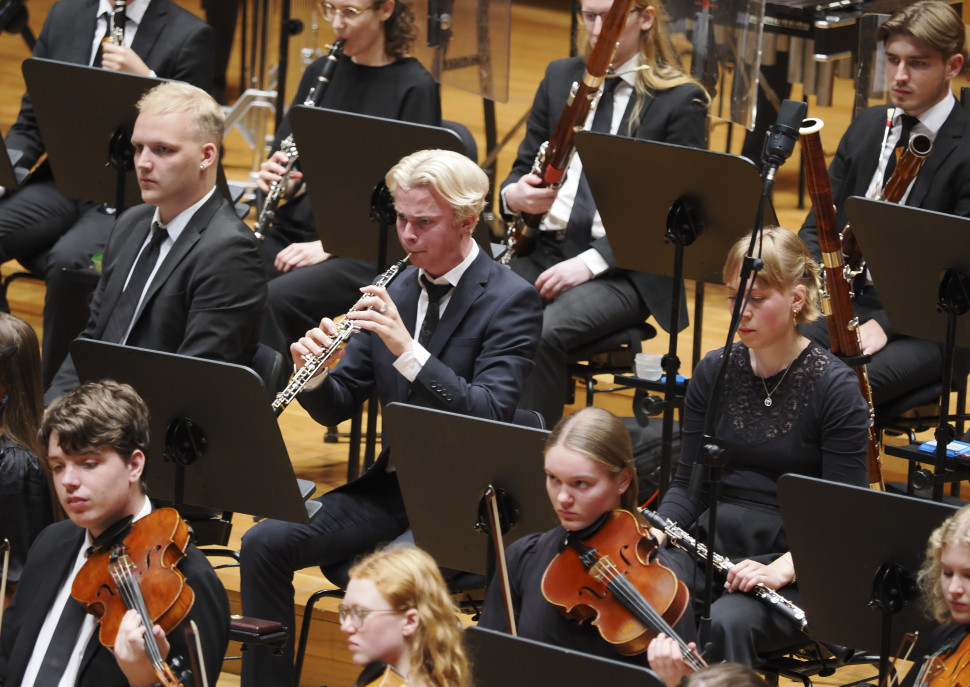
left=46, top=192, right=267, bottom=402
left=502, top=56, right=708, bottom=333
left=0, top=518, right=230, bottom=686
left=299, top=248, right=542, bottom=476
left=5, top=0, right=215, bottom=171
left=799, top=101, right=970, bottom=336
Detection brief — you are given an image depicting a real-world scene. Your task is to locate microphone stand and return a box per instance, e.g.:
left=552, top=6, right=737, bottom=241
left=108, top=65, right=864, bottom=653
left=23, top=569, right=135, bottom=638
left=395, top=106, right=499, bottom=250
left=686, top=99, right=806, bottom=651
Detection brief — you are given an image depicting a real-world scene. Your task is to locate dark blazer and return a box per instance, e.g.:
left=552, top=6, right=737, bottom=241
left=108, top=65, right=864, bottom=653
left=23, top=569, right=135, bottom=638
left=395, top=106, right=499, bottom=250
left=6, top=0, right=215, bottom=171
left=501, top=56, right=708, bottom=333
left=0, top=518, right=230, bottom=686
left=46, top=192, right=267, bottom=402
left=298, top=248, right=542, bottom=475
left=799, top=101, right=970, bottom=334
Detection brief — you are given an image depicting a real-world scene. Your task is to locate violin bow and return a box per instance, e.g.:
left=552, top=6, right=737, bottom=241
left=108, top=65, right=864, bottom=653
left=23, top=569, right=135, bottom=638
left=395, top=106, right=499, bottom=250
left=482, top=485, right=517, bottom=636
left=0, top=538, right=10, bottom=634
left=185, top=619, right=209, bottom=687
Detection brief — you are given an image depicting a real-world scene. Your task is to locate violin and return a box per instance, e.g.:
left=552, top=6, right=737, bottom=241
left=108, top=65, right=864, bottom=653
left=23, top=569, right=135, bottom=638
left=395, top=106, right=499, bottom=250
left=353, top=661, right=408, bottom=687
left=916, top=632, right=970, bottom=687
left=72, top=507, right=196, bottom=686
left=541, top=509, right=706, bottom=668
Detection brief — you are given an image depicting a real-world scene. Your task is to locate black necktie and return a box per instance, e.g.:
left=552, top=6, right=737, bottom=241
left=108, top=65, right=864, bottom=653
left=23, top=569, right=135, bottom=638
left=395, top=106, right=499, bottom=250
left=418, top=275, right=452, bottom=347
left=882, top=114, right=920, bottom=187
left=102, top=222, right=168, bottom=343
left=92, top=11, right=110, bottom=67
left=564, top=74, right=620, bottom=258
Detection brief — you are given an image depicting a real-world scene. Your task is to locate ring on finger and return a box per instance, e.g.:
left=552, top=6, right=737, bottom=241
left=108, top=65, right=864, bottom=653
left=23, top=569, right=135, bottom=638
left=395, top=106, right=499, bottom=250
left=379, top=302, right=388, bottom=313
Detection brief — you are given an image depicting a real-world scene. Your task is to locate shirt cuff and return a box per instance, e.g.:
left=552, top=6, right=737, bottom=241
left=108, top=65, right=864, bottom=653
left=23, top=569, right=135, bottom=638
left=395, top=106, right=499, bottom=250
left=578, top=248, right=609, bottom=277
left=393, top=342, right=430, bottom=382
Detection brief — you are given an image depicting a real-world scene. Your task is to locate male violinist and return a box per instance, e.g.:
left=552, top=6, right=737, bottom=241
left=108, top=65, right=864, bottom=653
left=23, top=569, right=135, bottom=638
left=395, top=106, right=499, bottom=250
left=798, top=0, right=970, bottom=407
left=0, top=380, right=229, bottom=687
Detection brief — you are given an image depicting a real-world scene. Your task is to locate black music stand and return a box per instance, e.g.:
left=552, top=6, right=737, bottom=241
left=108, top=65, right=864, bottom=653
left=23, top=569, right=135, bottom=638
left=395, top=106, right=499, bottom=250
left=22, top=57, right=162, bottom=211
left=287, top=109, right=467, bottom=472
left=289, top=108, right=466, bottom=268
left=466, top=626, right=665, bottom=687
left=382, top=402, right=556, bottom=576
left=0, top=128, right=28, bottom=191
left=71, top=339, right=317, bottom=525
left=846, top=197, right=970, bottom=500
left=779, top=474, right=957, bottom=685
left=573, top=131, right=763, bottom=496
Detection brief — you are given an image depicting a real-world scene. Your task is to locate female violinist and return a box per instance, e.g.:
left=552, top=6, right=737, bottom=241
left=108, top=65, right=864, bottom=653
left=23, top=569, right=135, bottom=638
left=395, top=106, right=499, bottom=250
left=0, top=312, right=53, bottom=611
left=0, top=381, right=229, bottom=687
left=903, top=503, right=970, bottom=687
left=341, top=546, right=470, bottom=687
left=478, top=406, right=698, bottom=667
left=654, top=227, right=870, bottom=666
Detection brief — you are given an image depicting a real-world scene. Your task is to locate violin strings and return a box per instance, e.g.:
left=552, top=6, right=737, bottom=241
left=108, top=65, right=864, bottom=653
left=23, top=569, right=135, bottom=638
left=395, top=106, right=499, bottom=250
left=595, top=556, right=706, bottom=670
left=110, top=556, right=166, bottom=668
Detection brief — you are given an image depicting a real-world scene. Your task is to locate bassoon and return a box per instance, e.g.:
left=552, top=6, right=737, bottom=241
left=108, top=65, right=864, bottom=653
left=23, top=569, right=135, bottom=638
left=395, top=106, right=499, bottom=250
left=497, top=0, right=634, bottom=264
left=798, top=118, right=884, bottom=488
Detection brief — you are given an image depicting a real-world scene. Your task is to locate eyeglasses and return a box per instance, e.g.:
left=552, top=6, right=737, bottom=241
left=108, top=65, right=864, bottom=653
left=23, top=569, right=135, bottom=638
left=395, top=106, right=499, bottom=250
left=577, top=7, right=642, bottom=25
left=338, top=604, right=401, bottom=627
left=319, top=2, right=374, bottom=21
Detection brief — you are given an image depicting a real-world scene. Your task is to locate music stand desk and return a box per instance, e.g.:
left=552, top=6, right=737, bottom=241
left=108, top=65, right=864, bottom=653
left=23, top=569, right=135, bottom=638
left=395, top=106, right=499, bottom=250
left=779, top=474, right=956, bottom=653
left=466, top=626, right=665, bottom=687
left=382, top=402, right=556, bottom=575
left=289, top=107, right=465, bottom=265
left=71, top=339, right=315, bottom=524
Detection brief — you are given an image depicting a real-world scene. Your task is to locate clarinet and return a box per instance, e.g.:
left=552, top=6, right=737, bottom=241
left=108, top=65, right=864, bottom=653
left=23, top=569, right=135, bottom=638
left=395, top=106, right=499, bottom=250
left=254, top=39, right=345, bottom=240
left=106, top=0, right=126, bottom=46
left=641, top=509, right=808, bottom=631
left=270, top=255, right=410, bottom=416
left=497, top=0, right=634, bottom=264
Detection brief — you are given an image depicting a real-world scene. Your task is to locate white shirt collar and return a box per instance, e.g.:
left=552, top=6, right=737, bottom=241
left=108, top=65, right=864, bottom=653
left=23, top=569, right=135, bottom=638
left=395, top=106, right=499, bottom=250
left=419, top=240, right=479, bottom=287
left=151, top=186, right=217, bottom=244
left=894, top=92, right=955, bottom=138
left=97, top=0, right=150, bottom=25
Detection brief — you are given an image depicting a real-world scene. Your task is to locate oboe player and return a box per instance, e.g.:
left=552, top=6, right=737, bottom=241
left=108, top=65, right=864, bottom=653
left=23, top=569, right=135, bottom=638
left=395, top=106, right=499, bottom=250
left=798, top=0, right=970, bottom=408
left=239, top=149, right=541, bottom=687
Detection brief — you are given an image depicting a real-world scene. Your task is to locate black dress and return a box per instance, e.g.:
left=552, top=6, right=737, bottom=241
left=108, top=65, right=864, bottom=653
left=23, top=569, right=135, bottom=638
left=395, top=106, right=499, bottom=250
left=657, top=341, right=870, bottom=665
left=0, top=434, right=52, bottom=585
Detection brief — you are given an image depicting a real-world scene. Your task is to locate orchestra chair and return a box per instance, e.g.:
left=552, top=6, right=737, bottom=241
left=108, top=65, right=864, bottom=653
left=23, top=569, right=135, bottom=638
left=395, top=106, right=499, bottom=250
left=758, top=642, right=883, bottom=687
left=293, top=407, right=545, bottom=685
left=567, top=322, right=657, bottom=406
left=0, top=265, right=44, bottom=313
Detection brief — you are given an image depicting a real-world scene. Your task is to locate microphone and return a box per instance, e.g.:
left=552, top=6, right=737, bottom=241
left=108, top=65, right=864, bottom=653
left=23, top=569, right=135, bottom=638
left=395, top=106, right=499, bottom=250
left=761, top=99, right=808, bottom=177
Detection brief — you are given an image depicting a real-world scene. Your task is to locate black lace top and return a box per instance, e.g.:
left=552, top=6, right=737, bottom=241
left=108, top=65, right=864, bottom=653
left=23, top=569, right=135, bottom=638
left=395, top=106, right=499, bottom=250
left=659, top=341, right=869, bottom=533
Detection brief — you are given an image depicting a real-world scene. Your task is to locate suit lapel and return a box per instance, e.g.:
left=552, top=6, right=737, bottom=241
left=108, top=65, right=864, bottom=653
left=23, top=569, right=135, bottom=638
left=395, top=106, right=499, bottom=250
left=7, top=525, right=86, bottom=681
left=130, top=0, right=167, bottom=58
left=77, top=0, right=101, bottom=65
left=424, top=250, right=488, bottom=353
left=129, top=194, right=221, bottom=326
left=95, top=214, right=151, bottom=336
left=907, top=104, right=966, bottom=208
left=394, top=268, right=420, bottom=401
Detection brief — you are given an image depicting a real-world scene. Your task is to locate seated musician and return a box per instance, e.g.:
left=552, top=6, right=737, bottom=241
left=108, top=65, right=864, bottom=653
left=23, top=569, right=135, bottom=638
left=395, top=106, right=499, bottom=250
left=238, top=148, right=542, bottom=687
left=501, top=0, right=709, bottom=427
left=648, top=639, right=773, bottom=687
left=654, top=227, right=870, bottom=666
left=798, top=0, right=970, bottom=407
left=44, top=81, right=266, bottom=404
left=896, top=502, right=970, bottom=686
left=341, top=546, right=470, bottom=687
left=0, top=312, right=53, bottom=609
left=0, top=380, right=229, bottom=687
left=478, top=406, right=698, bottom=667
left=256, top=0, right=442, bottom=361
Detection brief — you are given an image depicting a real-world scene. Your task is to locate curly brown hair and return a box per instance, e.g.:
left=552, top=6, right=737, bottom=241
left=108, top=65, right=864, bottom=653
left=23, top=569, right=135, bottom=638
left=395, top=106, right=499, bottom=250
left=382, top=0, right=418, bottom=60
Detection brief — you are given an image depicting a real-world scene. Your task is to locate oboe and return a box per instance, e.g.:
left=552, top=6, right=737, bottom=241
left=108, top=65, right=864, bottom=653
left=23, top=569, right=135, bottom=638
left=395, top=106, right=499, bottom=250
left=641, top=509, right=808, bottom=631
left=270, top=254, right=410, bottom=416
left=254, top=39, right=345, bottom=240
